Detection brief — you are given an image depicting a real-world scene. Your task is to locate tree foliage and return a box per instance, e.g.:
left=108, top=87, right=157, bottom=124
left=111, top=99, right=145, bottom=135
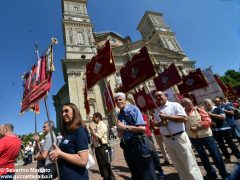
left=220, top=70, right=240, bottom=87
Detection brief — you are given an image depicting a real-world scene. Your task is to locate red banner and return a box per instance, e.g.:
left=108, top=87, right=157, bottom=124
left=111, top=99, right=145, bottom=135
left=133, top=88, right=155, bottom=112
left=103, top=81, right=115, bottom=112
left=214, top=75, right=228, bottom=92
left=120, top=46, right=155, bottom=92
left=84, top=85, right=90, bottom=116
left=29, top=103, right=40, bottom=114
left=86, top=40, right=116, bottom=89
left=20, top=51, right=53, bottom=114
left=153, top=63, right=182, bottom=91
left=178, top=68, right=208, bottom=94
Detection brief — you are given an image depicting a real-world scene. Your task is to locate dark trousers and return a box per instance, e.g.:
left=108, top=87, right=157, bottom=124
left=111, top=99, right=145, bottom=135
left=95, top=145, right=115, bottom=180
left=122, top=138, right=157, bottom=180
left=213, top=130, right=240, bottom=159
left=190, top=136, right=229, bottom=178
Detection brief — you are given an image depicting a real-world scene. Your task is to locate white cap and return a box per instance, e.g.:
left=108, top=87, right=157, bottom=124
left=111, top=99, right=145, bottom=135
left=114, top=92, right=126, bottom=100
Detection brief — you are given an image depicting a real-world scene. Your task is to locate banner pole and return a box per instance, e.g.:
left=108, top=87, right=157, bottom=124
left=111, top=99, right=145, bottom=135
left=103, top=79, right=118, bottom=125
left=43, top=96, right=60, bottom=180
left=34, top=103, right=37, bottom=134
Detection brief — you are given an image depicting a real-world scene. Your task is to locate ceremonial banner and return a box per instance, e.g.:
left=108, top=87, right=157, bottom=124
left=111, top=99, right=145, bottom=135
left=226, top=84, right=236, bottom=98
left=20, top=47, right=53, bottom=114
left=178, top=68, right=208, bottom=94
left=192, top=68, right=224, bottom=104
left=29, top=103, right=40, bottom=114
left=233, top=85, right=240, bottom=96
left=154, top=63, right=182, bottom=91
left=103, top=81, right=115, bottom=112
left=133, top=88, right=155, bottom=112
left=120, top=46, right=155, bottom=92
left=86, top=40, right=116, bottom=89
left=214, top=75, right=228, bottom=92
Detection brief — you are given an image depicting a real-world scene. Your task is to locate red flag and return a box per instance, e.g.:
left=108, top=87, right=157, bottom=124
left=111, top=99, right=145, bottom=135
left=214, top=75, right=228, bottom=92
left=178, top=68, right=208, bottom=94
left=233, top=85, right=240, bottom=95
left=226, top=84, right=235, bottom=97
left=133, top=88, right=155, bottom=112
left=29, top=103, right=40, bottom=114
left=120, top=46, right=155, bottom=92
left=20, top=47, right=53, bottom=115
left=103, top=81, right=115, bottom=112
left=84, top=85, right=90, bottom=116
left=153, top=63, right=182, bottom=91
left=86, top=40, right=116, bottom=89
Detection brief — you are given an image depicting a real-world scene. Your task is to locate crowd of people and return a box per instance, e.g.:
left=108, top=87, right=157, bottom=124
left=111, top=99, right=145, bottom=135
left=0, top=92, right=240, bottom=180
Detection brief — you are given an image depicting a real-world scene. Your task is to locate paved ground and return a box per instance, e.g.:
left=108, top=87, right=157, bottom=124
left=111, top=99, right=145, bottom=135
left=14, top=139, right=239, bottom=180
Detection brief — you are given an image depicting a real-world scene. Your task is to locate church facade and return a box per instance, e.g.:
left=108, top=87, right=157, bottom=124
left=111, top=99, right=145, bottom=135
left=53, top=0, right=196, bottom=130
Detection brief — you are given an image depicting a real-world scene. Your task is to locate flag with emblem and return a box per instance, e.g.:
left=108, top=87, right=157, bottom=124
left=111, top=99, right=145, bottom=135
left=133, top=88, right=155, bottom=112
left=153, top=63, right=182, bottom=91
left=120, top=46, right=155, bottom=92
left=178, top=68, right=208, bottom=94
left=29, top=103, right=40, bottom=114
left=86, top=40, right=116, bottom=89
left=103, top=81, right=115, bottom=112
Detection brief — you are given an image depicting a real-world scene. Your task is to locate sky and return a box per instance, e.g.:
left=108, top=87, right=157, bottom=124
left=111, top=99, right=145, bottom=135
left=0, top=0, right=239, bottom=135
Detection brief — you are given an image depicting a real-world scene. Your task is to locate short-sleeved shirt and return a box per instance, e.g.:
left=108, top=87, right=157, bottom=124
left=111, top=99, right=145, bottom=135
left=0, top=134, right=21, bottom=175
left=42, top=132, right=57, bottom=165
left=210, top=106, right=230, bottom=131
left=92, top=121, right=108, bottom=147
left=221, top=104, right=235, bottom=126
left=154, top=101, right=187, bottom=136
left=58, top=127, right=89, bottom=180
left=117, top=105, right=145, bottom=141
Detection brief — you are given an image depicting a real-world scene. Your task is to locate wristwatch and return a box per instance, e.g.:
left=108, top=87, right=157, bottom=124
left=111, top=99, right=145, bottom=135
left=125, top=125, right=129, bottom=132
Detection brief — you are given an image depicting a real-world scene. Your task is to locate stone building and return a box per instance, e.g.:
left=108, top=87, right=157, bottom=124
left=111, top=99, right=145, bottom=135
left=53, top=0, right=195, bottom=130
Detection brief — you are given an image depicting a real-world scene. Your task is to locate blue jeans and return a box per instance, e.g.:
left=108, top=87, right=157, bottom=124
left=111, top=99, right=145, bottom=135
left=190, top=136, right=229, bottom=178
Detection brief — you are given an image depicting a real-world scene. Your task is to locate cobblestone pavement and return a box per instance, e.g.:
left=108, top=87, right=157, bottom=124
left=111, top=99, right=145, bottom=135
left=15, top=140, right=239, bottom=180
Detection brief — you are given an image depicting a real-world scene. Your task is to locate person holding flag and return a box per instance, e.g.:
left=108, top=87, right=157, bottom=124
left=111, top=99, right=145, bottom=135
left=115, top=92, right=157, bottom=180
left=154, top=91, right=203, bottom=180
left=49, top=103, right=89, bottom=180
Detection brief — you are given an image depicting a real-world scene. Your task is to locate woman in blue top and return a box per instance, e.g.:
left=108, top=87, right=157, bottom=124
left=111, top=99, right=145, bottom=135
left=50, top=103, right=89, bottom=180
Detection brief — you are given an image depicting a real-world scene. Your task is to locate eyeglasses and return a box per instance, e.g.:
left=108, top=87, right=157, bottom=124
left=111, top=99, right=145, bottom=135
left=115, top=98, right=123, bottom=102
left=215, top=101, right=221, bottom=103
left=42, top=126, right=47, bottom=129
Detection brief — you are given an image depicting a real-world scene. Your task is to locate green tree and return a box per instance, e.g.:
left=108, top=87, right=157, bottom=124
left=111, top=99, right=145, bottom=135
left=221, top=70, right=240, bottom=87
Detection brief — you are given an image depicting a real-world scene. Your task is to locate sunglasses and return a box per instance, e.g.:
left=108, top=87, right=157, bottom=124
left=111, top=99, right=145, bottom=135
left=42, top=126, right=47, bottom=129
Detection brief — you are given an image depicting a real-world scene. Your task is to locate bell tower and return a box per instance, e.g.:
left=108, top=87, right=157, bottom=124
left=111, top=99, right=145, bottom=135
left=137, top=11, right=184, bottom=54
left=59, top=0, right=105, bottom=120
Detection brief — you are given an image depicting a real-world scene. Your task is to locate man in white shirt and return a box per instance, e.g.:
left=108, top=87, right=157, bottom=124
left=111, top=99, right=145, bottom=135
left=154, top=91, right=203, bottom=180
